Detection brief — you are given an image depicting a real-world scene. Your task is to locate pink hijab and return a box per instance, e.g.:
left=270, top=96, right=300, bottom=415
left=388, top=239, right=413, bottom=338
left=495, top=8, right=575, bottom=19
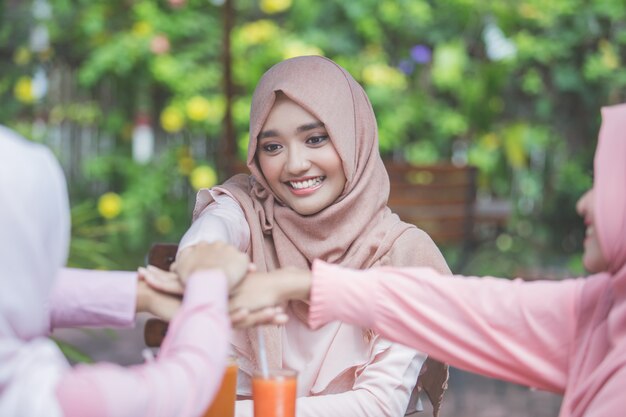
left=560, top=103, right=626, bottom=416
left=194, top=56, right=450, bottom=414
left=0, top=126, right=71, bottom=417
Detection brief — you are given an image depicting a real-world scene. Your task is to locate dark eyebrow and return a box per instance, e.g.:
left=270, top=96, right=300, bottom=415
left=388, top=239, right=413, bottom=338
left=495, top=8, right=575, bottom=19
left=296, top=122, right=325, bottom=133
left=258, top=130, right=279, bottom=141
left=257, top=122, right=325, bottom=141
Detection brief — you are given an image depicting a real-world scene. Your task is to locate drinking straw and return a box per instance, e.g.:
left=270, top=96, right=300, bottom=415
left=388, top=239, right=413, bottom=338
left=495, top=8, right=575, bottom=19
left=256, top=326, right=269, bottom=377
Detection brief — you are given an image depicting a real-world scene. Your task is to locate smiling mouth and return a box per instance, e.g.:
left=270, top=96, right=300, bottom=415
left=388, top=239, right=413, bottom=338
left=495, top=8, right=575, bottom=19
left=288, top=176, right=325, bottom=190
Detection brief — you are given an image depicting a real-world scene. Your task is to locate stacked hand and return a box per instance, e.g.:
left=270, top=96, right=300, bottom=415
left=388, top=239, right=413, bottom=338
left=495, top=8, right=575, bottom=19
left=140, top=242, right=312, bottom=328
left=229, top=267, right=312, bottom=328
left=137, top=241, right=249, bottom=321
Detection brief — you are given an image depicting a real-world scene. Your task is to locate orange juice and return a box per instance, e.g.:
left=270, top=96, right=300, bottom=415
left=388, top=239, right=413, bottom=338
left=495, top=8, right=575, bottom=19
left=252, top=369, right=297, bottom=417
left=203, top=359, right=238, bottom=417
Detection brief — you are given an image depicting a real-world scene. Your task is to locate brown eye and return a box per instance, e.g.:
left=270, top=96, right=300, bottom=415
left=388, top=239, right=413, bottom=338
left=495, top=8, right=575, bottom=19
left=261, top=143, right=281, bottom=153
left=307, top=135, right=329, bottom=146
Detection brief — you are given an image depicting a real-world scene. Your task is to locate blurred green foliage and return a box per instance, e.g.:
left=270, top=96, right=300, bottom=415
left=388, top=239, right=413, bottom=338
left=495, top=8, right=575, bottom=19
left=1, top=0, right=625, bottom=276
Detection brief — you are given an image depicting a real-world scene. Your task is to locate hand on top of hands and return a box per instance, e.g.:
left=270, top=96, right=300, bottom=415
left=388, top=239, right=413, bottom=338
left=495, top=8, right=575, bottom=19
left=140, top=241, right=250, bottom=295
left=139, top=242, right=312, bottom=328
left=229, top=267, right=311, bottom=328
left=138, top=241, right=249, bottom=322
left=173, top=241, right=250, bottom=289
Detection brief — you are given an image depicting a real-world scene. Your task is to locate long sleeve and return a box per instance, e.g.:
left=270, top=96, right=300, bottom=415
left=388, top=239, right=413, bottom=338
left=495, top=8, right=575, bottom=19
left=179, top=190, right=250, bottom=252
left=49, top=268, right=137, bottom=330
left=235, top=341, right=424, bottom=417
left=309, top=261, right=584, bottom=394
left=297, top=342, right=423, bottom=417
left=56, top=270, right=231, bottom=417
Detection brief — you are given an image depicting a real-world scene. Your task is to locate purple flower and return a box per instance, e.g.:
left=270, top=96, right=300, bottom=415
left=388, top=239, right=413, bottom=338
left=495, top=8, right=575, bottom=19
left=398, top=59, right=415, bottom=75
left=410, top=44, right=432, bottom=64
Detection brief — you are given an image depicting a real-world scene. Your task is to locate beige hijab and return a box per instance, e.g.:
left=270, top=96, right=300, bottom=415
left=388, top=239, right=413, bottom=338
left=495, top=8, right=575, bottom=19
left=195, top=56, right=449, bottom=414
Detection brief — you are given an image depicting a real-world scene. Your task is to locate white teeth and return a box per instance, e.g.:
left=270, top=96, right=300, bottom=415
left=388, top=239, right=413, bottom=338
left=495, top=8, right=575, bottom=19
left=289, top=177, right=323, bottom=189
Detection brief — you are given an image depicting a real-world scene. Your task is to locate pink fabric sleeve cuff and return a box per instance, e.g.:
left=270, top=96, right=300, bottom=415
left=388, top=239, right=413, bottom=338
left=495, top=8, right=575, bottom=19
left=49, top=268, right=137, bottom=330
left=308, top=260, right=377, bottom=330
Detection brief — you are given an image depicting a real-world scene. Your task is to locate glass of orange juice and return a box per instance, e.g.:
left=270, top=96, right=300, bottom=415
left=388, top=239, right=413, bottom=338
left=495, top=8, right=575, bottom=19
left=203, top=357, right=238, bottom=417
left=252, top=369, right=297, bottom=417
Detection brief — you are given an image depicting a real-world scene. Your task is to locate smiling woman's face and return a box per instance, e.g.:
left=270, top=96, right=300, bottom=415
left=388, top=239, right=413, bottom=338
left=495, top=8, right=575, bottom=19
left=576, top=188, right=609, bottom=273
left=255, top=94, right=346, bottom=216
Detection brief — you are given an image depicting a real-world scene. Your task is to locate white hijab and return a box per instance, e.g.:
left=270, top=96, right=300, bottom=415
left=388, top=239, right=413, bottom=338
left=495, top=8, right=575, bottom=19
left=0, top=126, right=70, bottom=417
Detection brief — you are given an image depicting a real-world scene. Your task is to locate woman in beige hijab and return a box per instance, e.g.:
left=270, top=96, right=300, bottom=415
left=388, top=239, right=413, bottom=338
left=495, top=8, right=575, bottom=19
left=169, top=56, right=451, bottom=417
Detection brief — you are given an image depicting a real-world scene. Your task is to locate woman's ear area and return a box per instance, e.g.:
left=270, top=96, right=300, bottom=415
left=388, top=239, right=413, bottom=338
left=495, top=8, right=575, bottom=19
left=247, top=90, right=280, bottom=167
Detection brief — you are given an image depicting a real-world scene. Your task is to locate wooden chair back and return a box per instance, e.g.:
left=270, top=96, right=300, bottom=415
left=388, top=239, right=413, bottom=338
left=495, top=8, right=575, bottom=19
left=385, top=162, right=478, bottom=245
left=143, top=243, right=178, bottom=348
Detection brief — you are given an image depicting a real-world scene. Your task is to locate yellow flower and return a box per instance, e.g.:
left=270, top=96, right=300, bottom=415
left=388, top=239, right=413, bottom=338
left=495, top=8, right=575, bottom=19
left=362, top=64, right=407, bottom=89
left=14, top=47, right=31, bottom=66
left=160, top=106, right=185, bottom=133
left=282, top=41, right=323, bottom=60
left=132, top=21, right=153, bottom=37
left=480, top=133, right=500, bottom=151
left=239, top=20, right=279, bottom=45
left=599, top=40, right=620, bottom=70
left=178, top=156, right=196, bottom=175
left=98, top=192, right=123, bottom=219
left=260, top=0, right=292, bottom=14
left=186, top=96, right=211, bottom=122
left=14, top=76, right=34, bottom=103
left=518, top=4, right=542, bottom=20
left=155, top=215, right=173, bottom=235
left=190, top=165, right=218, bottom=190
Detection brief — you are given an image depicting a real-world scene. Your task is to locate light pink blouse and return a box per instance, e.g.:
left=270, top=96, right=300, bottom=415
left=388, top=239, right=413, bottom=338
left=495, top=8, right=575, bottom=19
left=50, top=269, right=138, bottom=331
left=55, top=271, right=231, bottom=417
left=309, top=260, right=583, bottom=394
left=181, top=192, right=426, bottom=417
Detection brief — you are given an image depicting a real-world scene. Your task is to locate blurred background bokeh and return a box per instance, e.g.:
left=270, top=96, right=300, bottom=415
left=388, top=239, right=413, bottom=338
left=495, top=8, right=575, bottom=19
left=3, top=0, right=626, bottom=276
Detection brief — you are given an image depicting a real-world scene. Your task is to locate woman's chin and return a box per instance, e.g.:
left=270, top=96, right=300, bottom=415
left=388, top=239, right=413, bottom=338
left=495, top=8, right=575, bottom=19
left=583, top=254, right=607, bottom=274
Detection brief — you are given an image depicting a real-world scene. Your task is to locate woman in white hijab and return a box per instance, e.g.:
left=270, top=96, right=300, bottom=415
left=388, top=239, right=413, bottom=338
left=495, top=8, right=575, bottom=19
left=0, top=126, right=243, bottom=417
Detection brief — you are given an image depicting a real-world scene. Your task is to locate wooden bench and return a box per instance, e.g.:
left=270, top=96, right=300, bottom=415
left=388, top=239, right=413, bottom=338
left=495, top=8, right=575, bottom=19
left=385, top=162, right=479, bottom=246
left=143, top=243, right=178, bottom=348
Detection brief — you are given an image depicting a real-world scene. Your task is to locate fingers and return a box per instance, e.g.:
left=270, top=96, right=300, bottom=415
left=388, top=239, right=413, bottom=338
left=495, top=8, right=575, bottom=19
left=171, top=242, right=249, bottom=289
left=231, top=306, right=288, bottom=329
left=140, top=266, right=185, bottom=295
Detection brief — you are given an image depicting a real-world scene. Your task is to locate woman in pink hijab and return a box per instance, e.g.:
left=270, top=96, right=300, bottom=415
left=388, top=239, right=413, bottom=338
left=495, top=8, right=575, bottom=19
left=0, top=125, right=246, bottom=417
left=162, top=55, right=451, bottom=417
left=231, top=103, right=626, bottom=417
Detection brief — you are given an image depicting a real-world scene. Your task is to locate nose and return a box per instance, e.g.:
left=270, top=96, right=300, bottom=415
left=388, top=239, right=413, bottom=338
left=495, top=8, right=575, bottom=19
left=576, top=189, right=592, bottom=217
left=285, top=145, right=311, bottom=175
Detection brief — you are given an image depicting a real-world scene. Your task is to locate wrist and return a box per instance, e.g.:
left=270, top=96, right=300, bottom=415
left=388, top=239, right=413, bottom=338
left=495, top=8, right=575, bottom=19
left=136, top=280, right=150, bottom=313
left=281, top=269, right=312, bottom=302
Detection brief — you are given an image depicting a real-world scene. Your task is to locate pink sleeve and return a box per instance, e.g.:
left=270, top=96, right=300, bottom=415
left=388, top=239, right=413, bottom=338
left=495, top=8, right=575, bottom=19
left=56, top=271, right=231, bottom=417
left=309, top=260, right=584, bottom=394
left=179, top=191, right=250, bottom=253
left=49, top=268, right=137, bottom=330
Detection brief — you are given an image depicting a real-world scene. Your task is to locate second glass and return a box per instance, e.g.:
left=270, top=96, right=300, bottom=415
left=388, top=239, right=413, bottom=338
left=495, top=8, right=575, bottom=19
left=203, top=357, right=238, bottom=417
left=252, top=368, right=297, bottom=417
